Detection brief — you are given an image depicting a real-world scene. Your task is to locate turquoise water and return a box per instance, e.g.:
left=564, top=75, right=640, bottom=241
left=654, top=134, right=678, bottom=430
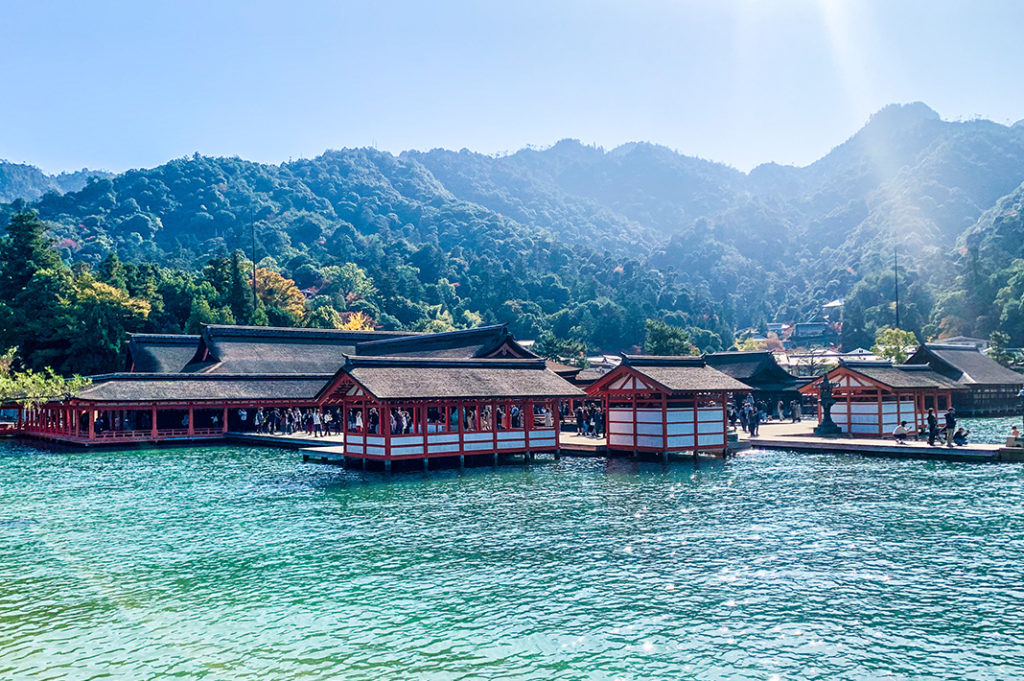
left=960, top=416, right=1021, bottom=444
left=2, top=441, right=1024, bottom=680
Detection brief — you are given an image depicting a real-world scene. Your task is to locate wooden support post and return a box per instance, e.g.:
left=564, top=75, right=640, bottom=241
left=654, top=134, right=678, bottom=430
left=151, top=407, right=158, bottom=439
left=493, top=452, right=499, bottom=467
left=423, top=458, right=429, bottom=472
left=187, top=406, right=195, bottom=436
left=222, top=407, right=229, bottom=434
left=459, top=454, right=465, bottom=469
left=384, top=459, right=391, bottom=474
left=88, top=410, right=95, bottom=440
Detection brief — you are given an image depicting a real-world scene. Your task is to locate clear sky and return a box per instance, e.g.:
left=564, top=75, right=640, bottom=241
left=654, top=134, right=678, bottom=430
left=3, top=0, right=1023, bottom=174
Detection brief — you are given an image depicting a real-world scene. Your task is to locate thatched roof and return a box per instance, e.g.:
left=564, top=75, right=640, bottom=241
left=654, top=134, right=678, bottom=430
left=703, top=351, right=798, bottom=392
left=183, top=324, right=416, bottom=374
left=322, top=356, right=583, bottom=401
left=71, top=373, right=331, bottom=404
left=127, top=334, right=200, bottom=373
left=801, top=361, right=963, bottom=393
left=907, top=344, right=1024, bottom=386
left=588, top=355, right=750, bottom=394
left=355, top=325, right=536, bottom=359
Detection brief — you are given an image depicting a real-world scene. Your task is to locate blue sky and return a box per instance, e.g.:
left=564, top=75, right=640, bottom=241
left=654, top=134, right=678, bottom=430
left=3, top=0, right=1023, bottom=174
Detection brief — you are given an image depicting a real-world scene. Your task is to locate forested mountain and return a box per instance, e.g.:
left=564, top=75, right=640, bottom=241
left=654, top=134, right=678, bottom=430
left=0, top=162, right=110, bottom=202
left=4, top=102, right=1024, bottom=375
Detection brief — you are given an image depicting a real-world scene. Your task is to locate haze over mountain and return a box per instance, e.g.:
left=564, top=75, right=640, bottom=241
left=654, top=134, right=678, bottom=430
left=4, top=102, right=1024, bottom=359
left=0, top=162, right=110, bottom=203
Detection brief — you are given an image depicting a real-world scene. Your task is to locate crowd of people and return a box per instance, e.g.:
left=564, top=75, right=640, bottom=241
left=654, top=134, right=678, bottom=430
left=234, top=403, right=553, bottom=438
left=572, top=403, right=605, bottom=438
left=728, top=397, right=804, bottom=436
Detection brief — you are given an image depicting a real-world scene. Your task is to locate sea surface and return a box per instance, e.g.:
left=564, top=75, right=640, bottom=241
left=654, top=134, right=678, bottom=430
left=2, top=434, right=1024, bottom=680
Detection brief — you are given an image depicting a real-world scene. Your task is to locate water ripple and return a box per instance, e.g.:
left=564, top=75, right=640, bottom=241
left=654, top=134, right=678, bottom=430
left=1, top=441, right=1023, bottom=679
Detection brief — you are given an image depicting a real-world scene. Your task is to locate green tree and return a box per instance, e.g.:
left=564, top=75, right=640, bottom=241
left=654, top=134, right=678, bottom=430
left=988, top=331, right=1017, bottom=367
left=0, top=347, right=90, bottom=408
left=643, top=319, right=695, bottom=356
left=870, top=326, right=919, bottom=364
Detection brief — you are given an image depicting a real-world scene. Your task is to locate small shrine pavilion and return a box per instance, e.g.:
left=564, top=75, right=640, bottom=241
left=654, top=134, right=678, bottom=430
left=798, top=360, right=961, bottom=437
left=585, top=355, right=749, bottom=457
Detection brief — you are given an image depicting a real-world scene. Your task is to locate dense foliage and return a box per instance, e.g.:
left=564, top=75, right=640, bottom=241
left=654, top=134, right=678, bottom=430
left=4, top=102, right=1024, bottom=375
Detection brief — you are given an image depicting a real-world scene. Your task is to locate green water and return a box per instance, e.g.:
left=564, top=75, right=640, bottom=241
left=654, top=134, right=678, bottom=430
left=2, top=440, right=1024, bottom=680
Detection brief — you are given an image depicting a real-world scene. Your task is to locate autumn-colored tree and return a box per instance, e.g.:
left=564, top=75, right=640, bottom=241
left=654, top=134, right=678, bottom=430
left=340, top=311, right=375, bottom=330
left=255, top=268, right=305, bottom=318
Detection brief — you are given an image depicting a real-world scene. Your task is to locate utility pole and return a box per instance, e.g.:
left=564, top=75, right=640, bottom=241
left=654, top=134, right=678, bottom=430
left=894, top=247, right=900, bottom=329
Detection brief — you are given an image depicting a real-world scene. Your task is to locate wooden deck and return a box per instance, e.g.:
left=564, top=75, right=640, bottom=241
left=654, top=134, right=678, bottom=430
left=742, top=421, right=1008, bottom=462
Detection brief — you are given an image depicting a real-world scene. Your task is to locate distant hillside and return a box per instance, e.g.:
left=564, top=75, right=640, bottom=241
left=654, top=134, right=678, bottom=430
left=5, top=102, right=1024, bottom=351
left=0, top=162, right=111, bottom=202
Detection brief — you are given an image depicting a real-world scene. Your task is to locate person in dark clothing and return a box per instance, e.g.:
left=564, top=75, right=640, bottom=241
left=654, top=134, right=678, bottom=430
left=926, top=408, right=938, bottom=446
left=574, top=405, right=585, bottom=436
left=748, top=405, right=760, bottom=437
left=944, top=408, right=957, bottom=447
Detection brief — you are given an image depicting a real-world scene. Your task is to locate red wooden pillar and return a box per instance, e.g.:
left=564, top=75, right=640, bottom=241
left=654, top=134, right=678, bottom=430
left=877, top=388, right=883, bottom=437
left=846, top=384, right=852, bottom=435
left=457, top=401, right=465, bottom=455
left=150, top=407, right=158, bottom=438
left=88, top=410, right=95, bottom=440
left=491, top=400, right=498, bottom=452
left=421, top=402, right=429, bottom=455
left=692, top=393, right=698, bottom=454
left=551, top=399, right=560, bottom=447
left=720, top=391, right=728, bottom=452
left=661, top=393, right=669, bottom=451
left=187, top=406, right=194, bottom=436
left=383, top=403, right=392, bottom=459
left=631, top=389, right=638, bottom=453
left=222, top=407, right=229, bottom=433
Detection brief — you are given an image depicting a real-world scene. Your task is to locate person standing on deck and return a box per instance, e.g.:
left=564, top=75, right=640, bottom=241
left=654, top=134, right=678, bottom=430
left=926, top=408, right=938, bottom=446
left=944, top=408, right=957, bottom=447
left=776, top=400, right=784, bottom=421
left=312, top=409, right=323, bottom=437
left=239, top=408, right=248, bottom=431
left=748, top=405, right=760, bottom=437
left=575, top=404, right=585, bottom=435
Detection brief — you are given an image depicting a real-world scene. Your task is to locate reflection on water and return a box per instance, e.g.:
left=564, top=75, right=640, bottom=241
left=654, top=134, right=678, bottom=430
left=1, top=439, right=1024, bottom=680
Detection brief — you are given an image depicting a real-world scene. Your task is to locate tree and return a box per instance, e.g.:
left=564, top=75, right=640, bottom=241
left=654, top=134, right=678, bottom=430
left=304, top=306, right=345, bottom=329
left=0, top=347, right=90, bottom=408
left=871, top=326, right=919, bottom=364
left=228, top=250, right=255, bottom=324
left=989, top=331, right=1017, bottom=367
left=340, top=311, right=374, bottom=330
left=643, top=319, right=696, bottom=356
left=0, top=211, right=63, bottom=300
left=69, top=276, right=151, bottom=374
left=255, top=268, right=305, bottom=319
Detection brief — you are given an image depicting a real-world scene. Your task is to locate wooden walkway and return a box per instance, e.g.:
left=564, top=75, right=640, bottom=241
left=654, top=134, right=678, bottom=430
left=231, top=425, right=1024, bottom=464
left=741, top=421, right=1013, bottom=462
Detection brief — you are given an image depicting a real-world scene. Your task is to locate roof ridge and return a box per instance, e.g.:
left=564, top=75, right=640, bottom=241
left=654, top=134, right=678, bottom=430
left=346, top=355, right=545, bottom=369
left=129, top=333, right=201, bottom=343
left=354, top=324, right=508, bottom=349
left=90, top=372, right=336, bottom=381
left=622, top=354, right=705, bottom=367
left=202, top=324, right=415, bottom=338
left=925, top=343, right=982, bottom=350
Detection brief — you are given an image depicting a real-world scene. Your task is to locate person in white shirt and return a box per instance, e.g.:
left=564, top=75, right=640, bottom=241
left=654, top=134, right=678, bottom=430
left=892, top=421, right=909, bottom=443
